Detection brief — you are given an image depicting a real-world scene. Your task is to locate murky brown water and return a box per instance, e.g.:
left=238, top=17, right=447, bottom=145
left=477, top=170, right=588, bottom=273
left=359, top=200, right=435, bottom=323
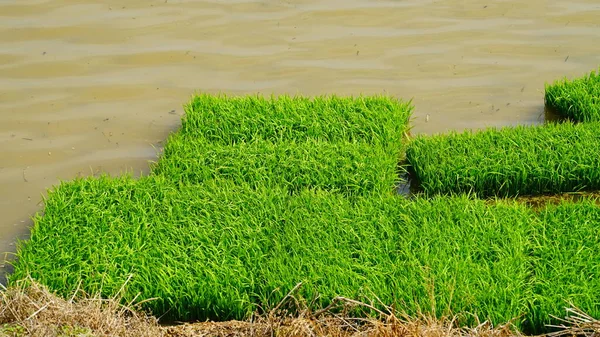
left=1, top=0, right=599, bottom=281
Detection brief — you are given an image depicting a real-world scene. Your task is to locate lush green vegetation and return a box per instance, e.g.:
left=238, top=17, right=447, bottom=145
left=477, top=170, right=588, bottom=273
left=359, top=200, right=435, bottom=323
left=152, top=134, right=401, bottom=195
left=180, top=94, right=412, bottom=145
left=12, top=94, right=419, bottom=323
left=14, top=174, right=600, bottom=331
left=10, top=176, right=533, bottom=326
left=545, top=68, right=600, bottom=122
left=10, top=88, right=600, bottom=334
left=153, top=94, right=413, bottom=194
left=406, top=121, right=600, bottom=198
left=528, top=197, right=600, bottom=333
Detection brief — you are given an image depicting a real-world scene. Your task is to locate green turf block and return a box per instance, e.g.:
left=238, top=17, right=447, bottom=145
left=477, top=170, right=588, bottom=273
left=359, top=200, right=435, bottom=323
left=179, top=94, right=412, bottom=146
left=153, top=135, right=403, bottom=196
left=545, top=68, right=600, bottom=122
left=10, top=176, right=532, bottom=328
left=528, top=198, right=600, bottom=333
left=406, top=121, right=600, bottom=198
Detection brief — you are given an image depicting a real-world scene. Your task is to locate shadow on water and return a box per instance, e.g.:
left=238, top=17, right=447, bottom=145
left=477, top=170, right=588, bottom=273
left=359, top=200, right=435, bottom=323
left=543, top=104, right=567, bottom=124
left=1, top=254, right=13, bottom=287
left=1, top=230, right=28, bottom=287
left=395, top=177, right=414, bottom=197
left=396, top=161, right=422, bottom=198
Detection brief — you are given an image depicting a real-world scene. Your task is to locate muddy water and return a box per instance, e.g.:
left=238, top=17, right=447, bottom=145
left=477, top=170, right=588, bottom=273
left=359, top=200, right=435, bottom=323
left=1, top=0, right=599, bottom=281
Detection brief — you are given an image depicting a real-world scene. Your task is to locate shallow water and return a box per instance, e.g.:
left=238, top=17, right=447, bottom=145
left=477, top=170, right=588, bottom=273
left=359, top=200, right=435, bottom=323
left=1, top=0, right=599, bottom=282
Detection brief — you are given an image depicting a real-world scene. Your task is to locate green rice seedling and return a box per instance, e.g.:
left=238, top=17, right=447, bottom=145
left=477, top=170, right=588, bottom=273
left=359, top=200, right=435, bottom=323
left=152, top=134, right=403, bottom=195
left=10, top=176, right=279, bottom=321
left=545, top=67, right=600, bottom=122
left=528, top=197, right=600, bottom=333
left=9, top=176, right=532, bottom=328
left=180, top=94, right=412, bottom=146
left=406, top=121, right=600, bottom=198
left=255, top=194, right=533, bottom=328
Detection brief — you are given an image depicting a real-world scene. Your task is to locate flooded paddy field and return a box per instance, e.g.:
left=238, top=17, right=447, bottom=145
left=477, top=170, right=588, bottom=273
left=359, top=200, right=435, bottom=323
left=1, top=0, right=600, bottom=281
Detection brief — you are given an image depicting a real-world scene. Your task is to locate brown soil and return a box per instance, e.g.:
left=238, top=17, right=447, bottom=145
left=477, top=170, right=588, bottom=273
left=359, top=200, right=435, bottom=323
left=1, top=278, right=595, bottom=337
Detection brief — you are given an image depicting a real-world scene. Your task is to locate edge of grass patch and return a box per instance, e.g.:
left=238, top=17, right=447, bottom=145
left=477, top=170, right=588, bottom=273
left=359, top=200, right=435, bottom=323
left=180, top=93, right=413, bottom=145
left=545, top=67, right=600, bottom=122
left=406, top=121, right=600, bottom=198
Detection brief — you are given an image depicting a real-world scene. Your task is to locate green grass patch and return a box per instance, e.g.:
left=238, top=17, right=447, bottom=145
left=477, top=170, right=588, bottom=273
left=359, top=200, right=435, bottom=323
left=406, top=121, right=600, bottom=198
left=14, top=90, right=600, bottom=334
left=180, top=94, right=412, bottom=145
left=528, top=197, right=600, bottom=333
left=545, top=68, right=600, bottom=122
left=152, top=134, right=402, bottom=195
left=9, top=176, right=532, bottom=327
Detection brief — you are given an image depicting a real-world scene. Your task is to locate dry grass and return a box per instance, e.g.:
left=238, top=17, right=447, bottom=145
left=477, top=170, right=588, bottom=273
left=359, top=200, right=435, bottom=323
left=483, top=191, right=600, bottom=210
left=165, top=310, right=521, bottom=337
left=1, top=278, right=598, bottom=337
left=0, top=277, right=164, bottom=337
left=546, top=306, right=600, bottom=337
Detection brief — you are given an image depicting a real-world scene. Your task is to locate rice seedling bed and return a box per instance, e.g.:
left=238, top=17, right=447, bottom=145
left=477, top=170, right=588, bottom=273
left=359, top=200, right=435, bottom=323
left=406, top=121, right=600, bottom=198
left=152, top=134, right=402, bottom=195
left=545, top=68, right=600, bottom=122
left=10, top=176, right=532, bottom=327
left=11, top=89, right=600, bottom=335
left=179, top=94, right=412, bottom=145
left=528, top=197, right=600, bottom=333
